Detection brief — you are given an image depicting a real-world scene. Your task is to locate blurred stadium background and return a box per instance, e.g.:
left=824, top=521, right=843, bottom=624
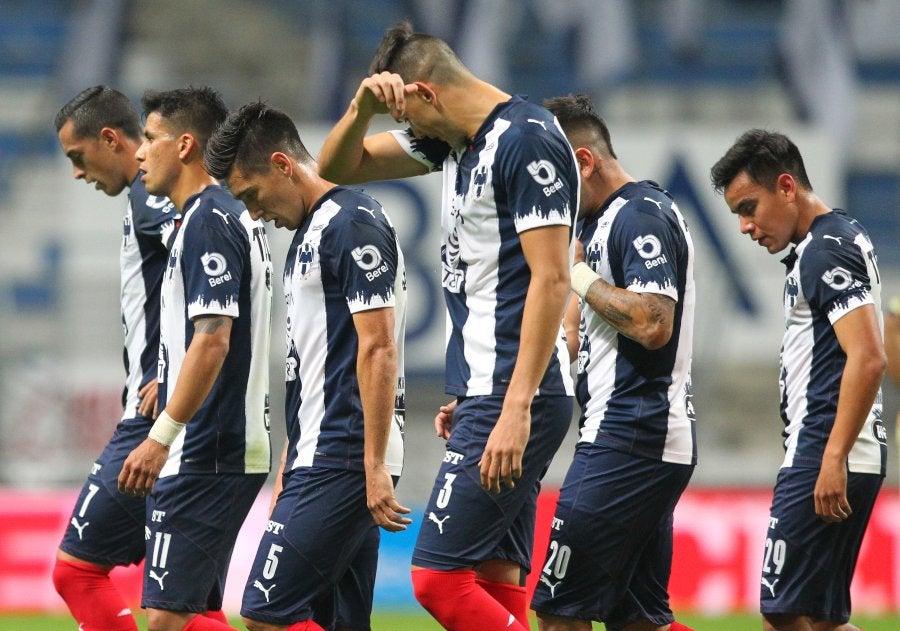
left=1, top=0, right=899, bottom=622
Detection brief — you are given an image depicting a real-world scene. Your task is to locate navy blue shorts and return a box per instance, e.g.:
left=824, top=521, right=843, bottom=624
left=412, top=395, right=572, bottom=572
left=59, top=415, right=151, bottom=566
left=241, top=467, right=382, bottom=629
left=530, top=444, right=693, bottom=630
left=760, top=467, right=883, bottom=623
left=142, top=472, right=266, bottom=613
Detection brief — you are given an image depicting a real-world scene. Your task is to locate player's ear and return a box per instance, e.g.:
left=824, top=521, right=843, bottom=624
left=98, top=127, right=119, bottom=148
left=177, top=133, right=196, bottom=161
left=271, top=152, right=293, bottom=177
left=414, top=82, right=436, bottom=106
left=573, top=147, right=595, bottom=179
left=776, top=173, right=796, bottom=201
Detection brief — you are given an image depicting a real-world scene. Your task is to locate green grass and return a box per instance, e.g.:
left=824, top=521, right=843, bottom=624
left=2, top=612, right=899, bottom=630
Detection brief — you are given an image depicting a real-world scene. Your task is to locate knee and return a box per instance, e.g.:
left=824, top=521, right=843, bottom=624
left=145, top=609, right=190, bottom=631
left=51, top=556, right=105, bottom=596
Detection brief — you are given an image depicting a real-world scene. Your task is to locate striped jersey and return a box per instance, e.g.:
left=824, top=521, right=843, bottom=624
left=282, top=187, right=405, bottom=476
left=121, top=172, right=179, bottom=420
left=392, top=96, right=577, bottom=397
left=779, top=209, right=885, bottom=474
left=157, top=185, right=273, bottom=477
left=576, top=181, right=697, bottom=465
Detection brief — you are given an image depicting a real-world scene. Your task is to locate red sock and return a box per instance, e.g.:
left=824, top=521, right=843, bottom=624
left=412, top=568, right=528, bottom=631
left=286, top=621, right=326, bottom=631
left=203, top=610, right=229, bottom=623
left=52, top=558, right=138, bottom=631
left=670, top=623, right=695, bottom=631
left=183, top=613, right=236, bottom=630
left=476, top=577, right=529, bottom=630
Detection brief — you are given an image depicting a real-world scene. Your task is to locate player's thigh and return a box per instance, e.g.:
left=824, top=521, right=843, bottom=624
left=760, top=468, right=883, bottom=622
left=59, top=416, right=151, bottom=566
left=242, top=468, right=378, bottom=627
left=532, top=446, right=692, bottom=622
left=413, top=395, right=571, bottom=570
left=143, top=472, right=266, bottom=613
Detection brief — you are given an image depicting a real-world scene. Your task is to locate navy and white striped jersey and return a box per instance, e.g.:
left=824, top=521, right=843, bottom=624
left=157, top=185, right=273, bottom=477
left=282, top=187, right=405, bottom=476
left=121, top=172, right=179, bottom=420
left=392, top=96, right=577, bottom=397
left=779, top=210, right=885, bottom=474
left=576, top=181, right=697, bottom=465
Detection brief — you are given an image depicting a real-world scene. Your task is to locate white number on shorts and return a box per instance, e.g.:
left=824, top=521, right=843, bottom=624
left=78, top=483, right=100, bottom=518
left=762, top=537, right=786, bottom=575
left=542, top=540, right=572, bottom=580
left=151, top=532, right=172, bottom=569
left=263, top=543, right=284, bottom=580
left=435, top=472, right=457, bottom=509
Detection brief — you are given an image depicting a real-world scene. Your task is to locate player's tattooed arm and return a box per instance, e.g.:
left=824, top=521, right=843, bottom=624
left=194, top=316, right=229, bottom=335
left=582, top=280, right=675, bottom=351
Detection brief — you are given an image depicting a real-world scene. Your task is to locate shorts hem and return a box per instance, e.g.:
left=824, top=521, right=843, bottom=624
left=760, top=606, right=850, bottom=624
left=58, top=543, right=140, bottom=569
left=240, top=607, right=309, bottom=626
left=141, top=600, right=206, bottom=614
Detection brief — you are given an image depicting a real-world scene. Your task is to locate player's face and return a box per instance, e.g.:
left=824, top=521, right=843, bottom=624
left=57, top=120, right=129, bottom=196
left=135, top=112, right=181, bottom=198
left=400, top=92, right=461, bottom=146
left=724, top=171, right=797, bottom=254
left=227, top=163, right=304, bottom=230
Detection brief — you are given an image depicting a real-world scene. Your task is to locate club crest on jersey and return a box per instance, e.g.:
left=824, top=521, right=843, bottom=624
left=471, top=164, right=489, bottom=199
left=821, top=266, right=857, bottom=291
left=585, top=241, right=603, bottom=267
left=297, top=243, right=316, bottom=279
left=872, top=410, right=887, bottom=444
left=784, top=276, right=799, bottom=308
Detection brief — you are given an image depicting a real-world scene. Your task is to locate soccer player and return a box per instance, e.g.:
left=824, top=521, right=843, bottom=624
left=529, top=94, right=697, bottom=631
left=117, top=87, right=273, bottom=631
left=204, top=101, right=410, bottom=631
left=318, top=21, right=577, bottom=631
left=52, top=85, right=179, bottom=631
left=711, top=129, right=886, bottom=631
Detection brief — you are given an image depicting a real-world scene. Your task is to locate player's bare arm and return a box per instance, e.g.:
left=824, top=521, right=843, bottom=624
left=354, top=307, right=412, bottom=532
left=572, top=237, right=675, bottom=350
left=480, top=224, right=571, bottom=494
left=317, top=73, right=427, bottom=185
left=118, top=315, right=232, bottom=496
left=563, top=293, right=581, bottom=364
left=814, top=304, right=885, bottom=523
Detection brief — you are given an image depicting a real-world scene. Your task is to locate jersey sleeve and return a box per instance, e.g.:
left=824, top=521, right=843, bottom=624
left=610, top=204, right=681, bottom=301
left=389, top=128, right=450, bottom=172
left=499, top=123, right=576, bottom=233
left=130, top=190, right=181, bottom=250
left=182, top=208, right=246, bottom=320
left=324, top=210, right=399, bottom=314
left=800, top=238, right=874, bottom=324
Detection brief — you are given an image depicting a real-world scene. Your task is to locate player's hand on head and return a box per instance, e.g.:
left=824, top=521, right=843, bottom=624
left=137, top=380, right=159, bottom=419
left=813, top=459, right=852, bottom=523
left=366, top=465, right=412, bottom=532
left=355, top=72, right=418, bottom=121
left=479, top=406, right=531, bottom=494
left=118, top=438, right=168, bottom=497
left=434, top=399, right=457, bottom=440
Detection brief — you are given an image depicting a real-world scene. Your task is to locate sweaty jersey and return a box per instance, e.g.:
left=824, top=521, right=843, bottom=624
left=157, top=185, right=273, bottom=477
left=779, top=209, right=885, bottom=474
left=576, top=181, right=697, bottom=465
left=121, top=172, right=179, bottom=420
left=392, top=95, right=577, bottom=397
left=283, top=187, right=405, bottom=476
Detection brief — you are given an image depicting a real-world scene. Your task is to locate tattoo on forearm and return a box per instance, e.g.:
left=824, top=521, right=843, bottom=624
left=195, top=317, right=227, bottom=335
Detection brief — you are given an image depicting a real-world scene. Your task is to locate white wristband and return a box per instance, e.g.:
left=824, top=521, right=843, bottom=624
left=571, top=262, right=600, bottom=299
left=148, top=410, right=185, bottom=447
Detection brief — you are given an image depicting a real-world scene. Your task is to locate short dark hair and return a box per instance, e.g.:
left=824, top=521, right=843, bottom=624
left=55, top=85, right=142, bottom=140
left=543, top=93, right=617, bottom=159
left=140, top=86, right=228, bottom=151
left=204, top=101, right=312, bottom=180
left=710, top=129, right=812, bottom=194
left=369, top=20, right=468, bottom=84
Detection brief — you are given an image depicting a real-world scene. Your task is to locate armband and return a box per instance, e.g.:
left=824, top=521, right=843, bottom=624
left=148, top=410, right=185, bottom=447
left=571, top=262, right=600, bottom=299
